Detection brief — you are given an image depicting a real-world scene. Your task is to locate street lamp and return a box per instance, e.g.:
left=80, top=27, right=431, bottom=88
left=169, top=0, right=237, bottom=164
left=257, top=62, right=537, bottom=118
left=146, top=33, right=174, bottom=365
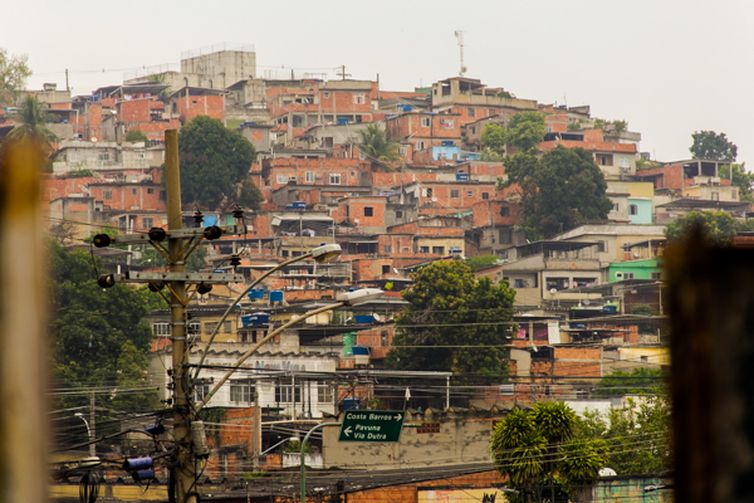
left=74, top=412, right=95, bottom=457
left=195, top=288, right=383, bottom=412
left=193, top=243, right=343, bottom=379
left=259, top=435, right=299, bottom=456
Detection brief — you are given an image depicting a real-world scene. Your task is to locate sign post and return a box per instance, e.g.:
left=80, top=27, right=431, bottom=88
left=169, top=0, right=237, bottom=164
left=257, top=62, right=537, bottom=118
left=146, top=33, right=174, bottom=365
left=338, top=410, right=405, bottom=442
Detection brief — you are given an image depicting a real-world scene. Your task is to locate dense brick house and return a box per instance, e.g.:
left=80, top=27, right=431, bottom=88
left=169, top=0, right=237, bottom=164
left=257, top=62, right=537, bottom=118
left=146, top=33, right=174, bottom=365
left=168, top=86, right=226, bottom=123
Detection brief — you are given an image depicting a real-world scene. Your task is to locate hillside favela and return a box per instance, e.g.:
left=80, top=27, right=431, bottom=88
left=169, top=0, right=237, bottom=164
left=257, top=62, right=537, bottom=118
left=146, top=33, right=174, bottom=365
left=0, top=35, right=751, bottom=503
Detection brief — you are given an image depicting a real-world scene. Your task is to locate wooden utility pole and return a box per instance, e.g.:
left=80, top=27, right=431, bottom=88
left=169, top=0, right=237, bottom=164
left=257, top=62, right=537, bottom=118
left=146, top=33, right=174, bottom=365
left=165, top=130, right=196, bottom=503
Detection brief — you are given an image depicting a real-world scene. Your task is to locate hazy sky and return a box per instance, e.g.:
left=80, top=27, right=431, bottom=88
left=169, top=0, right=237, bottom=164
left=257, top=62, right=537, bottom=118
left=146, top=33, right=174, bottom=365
left=6, top=0, right=753, bottom=164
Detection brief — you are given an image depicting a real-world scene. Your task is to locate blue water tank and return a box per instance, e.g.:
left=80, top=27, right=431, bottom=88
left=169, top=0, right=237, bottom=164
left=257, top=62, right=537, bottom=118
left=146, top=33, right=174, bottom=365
left=456, top=172, right=470, bottom=182
left=341, top=398, right=361, bottom=410
left=248, top=288, right=265, bottom=301
left=242, top=312, right=270, bottom=328
left=354, top=314, right=376, bottom=324
left=351, top=346, right=370, bottom=356
left=269, top=290, right=284, bottom=304
left=337, top=117, right=350, bottom=125
left=441, top=140, right=454, bottom=147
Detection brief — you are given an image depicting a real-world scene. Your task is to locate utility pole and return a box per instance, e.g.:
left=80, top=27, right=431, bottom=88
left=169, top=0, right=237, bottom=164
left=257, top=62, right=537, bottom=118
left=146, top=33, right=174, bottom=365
left=165, top=130, right=196, bottom=503
left=92, top=130, right=247, bottom=503
left=88, top=391, right=96, bottom=458
left=336, top=65, right=351, bottom=80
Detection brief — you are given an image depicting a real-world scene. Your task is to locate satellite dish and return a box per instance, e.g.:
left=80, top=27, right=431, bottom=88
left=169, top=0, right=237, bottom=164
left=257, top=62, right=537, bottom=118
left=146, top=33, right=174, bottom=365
left=599, top=467, right=617, bottom=477
left=549, top=288, right=558, bottom=294
left=583, top=299, right=590, bottom=306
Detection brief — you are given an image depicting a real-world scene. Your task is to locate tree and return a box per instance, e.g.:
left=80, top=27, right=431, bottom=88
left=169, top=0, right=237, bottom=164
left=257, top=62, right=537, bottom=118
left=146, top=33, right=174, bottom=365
left=592, top=368, right=663, bottom=398
left=358, top=123, right=399, bottom=169
left=481, top=123, right=508, bottom=157
left=179, top=115, right=261, bottom=210
left=8, top=96, right=55, bottom=149
left=577, top=396, right=670, bottom=476
left=465, top=254, right=499, bottom=272
left=386, top=260, right=515, bottom=384
left=665, top=210, right=739, bottom=245
left=49, top=242, right=155, bottom=413
left=110, top=340, right=160, bottom=413
left=690, top=130, right=738, bottom=161
left=506, top=111, right=546, bottom=152
left=510, top=146, right=612, bottom=240
left=125, top=129, right=148, bottom=143
left=720, top=163, right=754, bottom=202
left=490, top=402, right=607, bottom=502
left=0, top=48, right=31, bottom=104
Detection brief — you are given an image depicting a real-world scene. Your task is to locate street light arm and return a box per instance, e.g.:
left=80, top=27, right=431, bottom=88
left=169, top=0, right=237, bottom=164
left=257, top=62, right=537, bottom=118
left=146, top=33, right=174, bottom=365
left=301, top=422, right=341, bottom=503
left=195, top=301, right=345, bottom=412
left=192, top=251, right=315, bottom=380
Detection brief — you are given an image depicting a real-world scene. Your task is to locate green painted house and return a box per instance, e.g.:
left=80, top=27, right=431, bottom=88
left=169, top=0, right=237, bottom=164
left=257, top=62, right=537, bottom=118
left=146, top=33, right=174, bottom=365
left=608, top=258, right=662, bottom=283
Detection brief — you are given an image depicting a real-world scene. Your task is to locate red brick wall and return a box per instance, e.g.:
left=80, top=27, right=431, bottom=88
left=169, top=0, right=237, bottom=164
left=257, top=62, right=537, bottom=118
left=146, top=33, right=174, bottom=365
left=174, top=94, right=225, bottom=122
left=88, top=184, right=166, bottom=213
left=348, top=198, right=386, bottom=228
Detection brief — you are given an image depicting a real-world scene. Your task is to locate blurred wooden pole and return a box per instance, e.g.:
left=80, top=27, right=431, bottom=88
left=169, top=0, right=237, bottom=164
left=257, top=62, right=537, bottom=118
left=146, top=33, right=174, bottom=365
left=0, top=137, right=49, bottom=501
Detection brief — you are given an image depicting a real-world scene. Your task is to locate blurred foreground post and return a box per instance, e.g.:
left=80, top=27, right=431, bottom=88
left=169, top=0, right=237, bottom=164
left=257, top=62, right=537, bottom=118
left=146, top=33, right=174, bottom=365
left=666, top=231, right=754, bottom=503
left=0, top=137, right=48, bottom=501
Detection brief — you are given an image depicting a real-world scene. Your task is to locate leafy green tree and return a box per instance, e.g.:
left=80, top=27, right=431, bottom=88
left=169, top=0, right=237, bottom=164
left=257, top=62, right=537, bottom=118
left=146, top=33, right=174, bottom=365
left=506, top=111, right=546, bottom=152
left=577, top=396, right=670, bottom=476
left=690, top=130, right=738, bottom=161
left=465, top=254, right=499, bottom=272
left=720, top=163, right=754, bottom=202
left=665, top=210, right=739, bottom=245
left=386, top=260, right=515, bottom=384
left=0, top=48, right=31, bottom=104
left=490, top=402, right=607, bottom=502
left=111, top=340, right=160, bottom=412
left=592, top=368, right=663, bottom=398
left=481, top=123, right=508, bottom=157
left=49, top=242, right=155, bottom=413
left=125, top=129, right=148, bottom=143
left=510, top=146, right=612, bottom=239
left=358, top=123, right=400, bottom=169
left=179, top=115, right=262, bottom=210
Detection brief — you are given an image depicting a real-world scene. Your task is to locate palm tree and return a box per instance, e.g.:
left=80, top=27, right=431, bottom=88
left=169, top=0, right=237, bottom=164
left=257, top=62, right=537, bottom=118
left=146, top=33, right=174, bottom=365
left=8, top=95, right=55, bottom=147
left=358, top=123, right=400, bottom=170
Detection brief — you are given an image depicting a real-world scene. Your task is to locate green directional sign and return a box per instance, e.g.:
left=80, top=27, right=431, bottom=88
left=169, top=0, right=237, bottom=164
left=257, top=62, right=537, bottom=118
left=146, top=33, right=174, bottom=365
left=338, top=410, right=405, bottom=442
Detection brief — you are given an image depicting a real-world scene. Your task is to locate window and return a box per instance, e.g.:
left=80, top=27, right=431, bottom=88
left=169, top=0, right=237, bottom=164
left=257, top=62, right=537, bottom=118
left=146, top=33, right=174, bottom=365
left=382, top=265, right=390, bottom=275
left=624, top=272, right=635, bottom=279
left=500, top=207, right=510, bottom=217
left=395, top=210, right=403, bottom=218
left=711, top=191, right=720, bottom=201
left=651, top=272, right=662, bottom=280
left=514, top=279, right=528, bottom=288
left=499, top=228, right=513, bottom=244
left=432, top=246, right=445, bottom=255
left=195, top=382, right=211, bottom=402
left=204, top=322, right=217, bottom=334
left=419, top=246, right=430, bottom=253
left=425, top=188, right=433, bottom=198
left=381, top=330, right=389, bottom=346
left=277, top=175, right=289, bottom=184
left=467, top=107, right=475, bottom=117
left=597, top=241, right=607, bottom=252
left=131, top=188, right=137, bottom=195
left=143, top=217, right=154, bottom=229
left=323, top=91, right=330, bottom=98
left=317, top=383, right=333, bottom=403
left=629, top=204, right=639, bottom=216
left=467, top=190, right=473, bottom=197
left=481, top=192, right=489, bottom=200
left=305, top=171, right=315, bottom=183
left=275, top=383, right=302, bottom=403
left=147, top=188, right=154, bottom=194
left=98, top=152, right=110, bottom=161
left=417, top=140, right=426, bottom=151
left=442, top=119, right=454, bottom=129
left=188, top=321, right=200, bottom=337
left=596, top=153, right=613, bottom=166
left=421, top=117, right=431, bottom=127
left=450, top=189, right=460, bottom=198
left=329, top=173, right=341, bottom=185
left=160, top=190, right=166, bottom=201
left=364, top=207, right=374, bottom=217
left=152, top=322, right=171, bottom=337
left=546, top=277, right=570, bottom=291
left=222, top=320, right=232, bottom=333
left=384, top=245, right=392, bottom=253
left=353, top=94, right=366, bottom=105
left=230, top=379, right=255, bottom=404
left=104, top=190, right=112, bottom=200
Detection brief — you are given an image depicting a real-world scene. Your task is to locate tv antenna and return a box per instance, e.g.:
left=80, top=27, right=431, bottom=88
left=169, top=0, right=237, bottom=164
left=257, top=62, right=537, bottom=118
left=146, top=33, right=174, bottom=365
left=454, top=30, right=467, bottom=77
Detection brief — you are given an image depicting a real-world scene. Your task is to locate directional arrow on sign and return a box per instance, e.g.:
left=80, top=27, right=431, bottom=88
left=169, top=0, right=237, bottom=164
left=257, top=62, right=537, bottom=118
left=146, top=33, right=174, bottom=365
left=342, top=426, right=353, bottom=437
left=394, top=413, right=402, bottom=422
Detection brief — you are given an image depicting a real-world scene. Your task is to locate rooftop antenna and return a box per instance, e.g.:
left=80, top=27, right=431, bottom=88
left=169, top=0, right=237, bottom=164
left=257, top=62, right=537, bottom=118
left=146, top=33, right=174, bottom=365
left=454, top=30, right=467, bottom=77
